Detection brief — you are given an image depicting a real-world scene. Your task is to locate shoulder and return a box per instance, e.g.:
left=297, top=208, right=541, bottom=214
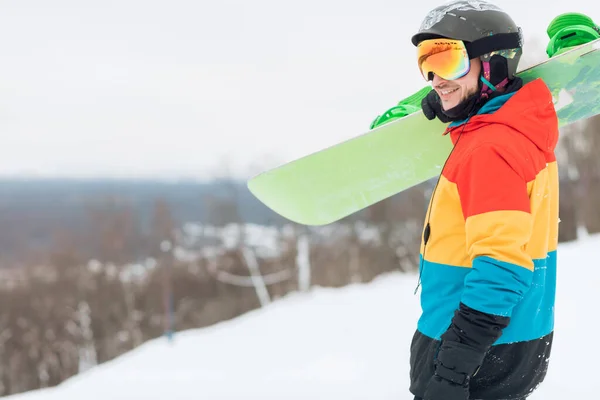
left=447, top=127, right=545, bottom=183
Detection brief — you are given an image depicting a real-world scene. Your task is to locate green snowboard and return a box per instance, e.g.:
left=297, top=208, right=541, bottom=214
left=248, top=17, right=600, bottom=226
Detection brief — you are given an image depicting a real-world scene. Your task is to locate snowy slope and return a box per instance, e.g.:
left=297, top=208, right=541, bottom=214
left=8, top=233, right=600, bottom=400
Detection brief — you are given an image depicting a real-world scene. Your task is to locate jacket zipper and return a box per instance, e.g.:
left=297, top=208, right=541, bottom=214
left=414, top=221, right=431, bottom=294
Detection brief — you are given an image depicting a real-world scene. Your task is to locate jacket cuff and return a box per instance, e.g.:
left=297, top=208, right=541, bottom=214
left=434, top=302, right=512, bottom=385
left=442, top=302, right=511, bottom=350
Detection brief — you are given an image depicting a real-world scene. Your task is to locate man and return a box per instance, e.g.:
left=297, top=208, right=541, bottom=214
left=408, top=1, right=559, bottom=400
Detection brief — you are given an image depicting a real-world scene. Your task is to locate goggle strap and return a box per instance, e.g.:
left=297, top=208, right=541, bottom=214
left=480, top=75, right=496, bottom=91
left=465, top=32, right=522, bottom=59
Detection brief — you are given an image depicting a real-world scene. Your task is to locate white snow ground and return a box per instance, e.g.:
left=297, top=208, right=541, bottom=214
left=8, top=233, right=599, bottom=400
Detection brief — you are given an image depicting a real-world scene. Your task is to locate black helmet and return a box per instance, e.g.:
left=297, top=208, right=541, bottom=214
left=412, top=0, right=523, bottom=78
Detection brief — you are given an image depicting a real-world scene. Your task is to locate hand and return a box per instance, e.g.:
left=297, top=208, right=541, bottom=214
left=423, top=375, right=469, bottom=400
left=421, top=89, right=453, bottom=123
left=422, top=339, right=485, bottom=400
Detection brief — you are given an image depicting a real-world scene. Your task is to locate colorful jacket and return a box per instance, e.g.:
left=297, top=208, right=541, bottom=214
left=409, top=78, right=559, bottom=400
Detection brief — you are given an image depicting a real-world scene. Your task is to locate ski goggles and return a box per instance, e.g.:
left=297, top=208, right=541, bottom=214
left=417, top=38, right=470, bottom=81
left=416, top=32, right=523, bottom=81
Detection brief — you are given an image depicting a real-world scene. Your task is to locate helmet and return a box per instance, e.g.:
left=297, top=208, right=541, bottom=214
left=411, top=0, right=523, bottom=79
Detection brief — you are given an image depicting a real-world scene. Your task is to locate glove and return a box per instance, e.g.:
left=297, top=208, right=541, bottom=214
left=423, top=340, right=486, bottom=400
left=421, top=89, right=453, bottom=123
left=423, top=375, right=469, bottom=400
left=421, top=87, right=483, bottom=123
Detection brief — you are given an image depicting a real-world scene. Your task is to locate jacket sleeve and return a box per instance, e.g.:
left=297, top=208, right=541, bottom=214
left=430, top=143, right=535, bottom=387
left=456, top=142, right=535, bottom=324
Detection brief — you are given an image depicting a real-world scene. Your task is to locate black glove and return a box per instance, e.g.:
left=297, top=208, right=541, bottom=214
left=421, top=88, right=483, bottom=123
left=423, top=303, right=510, bottom=400
left=423, top=340, right=486, bottom=400
left=421, top=89, right=453, bottom=123
left=423, top=375, right=469, bottom=400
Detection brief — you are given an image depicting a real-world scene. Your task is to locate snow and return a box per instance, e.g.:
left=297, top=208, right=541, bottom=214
left=7, top=233, right=599, bottom=400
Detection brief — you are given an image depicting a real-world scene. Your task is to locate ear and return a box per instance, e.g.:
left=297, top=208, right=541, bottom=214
left=488, top=55, right=509, bottom=86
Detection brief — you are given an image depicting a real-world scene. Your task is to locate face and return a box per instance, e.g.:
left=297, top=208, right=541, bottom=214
left=432, top=58, right=481, bottom=110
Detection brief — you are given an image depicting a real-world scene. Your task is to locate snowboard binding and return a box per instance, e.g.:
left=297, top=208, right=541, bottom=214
left=369, top=85, right=430, bottom=129
left=546, top=13, right=600, bottom=57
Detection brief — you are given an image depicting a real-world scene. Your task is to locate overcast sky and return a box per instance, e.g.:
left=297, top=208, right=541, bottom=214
left=0, top=0, right=598, bottom=181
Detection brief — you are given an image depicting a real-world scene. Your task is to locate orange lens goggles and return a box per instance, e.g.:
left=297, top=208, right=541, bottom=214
left=417, top=38, right=470, bottom=81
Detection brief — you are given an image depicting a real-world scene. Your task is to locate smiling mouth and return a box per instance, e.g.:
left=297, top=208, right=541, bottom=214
left=439, top=87, right=459, bottom=95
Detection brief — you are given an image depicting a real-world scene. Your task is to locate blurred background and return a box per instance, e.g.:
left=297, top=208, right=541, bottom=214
left=0, top=0, right=598, bottom=399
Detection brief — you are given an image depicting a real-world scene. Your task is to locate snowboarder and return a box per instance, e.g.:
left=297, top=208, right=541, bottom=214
left=409, top=1, right=559, bottom=399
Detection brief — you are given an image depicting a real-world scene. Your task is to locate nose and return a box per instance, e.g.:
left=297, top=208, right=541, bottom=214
left=431, top=73, right=446, bottom=87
